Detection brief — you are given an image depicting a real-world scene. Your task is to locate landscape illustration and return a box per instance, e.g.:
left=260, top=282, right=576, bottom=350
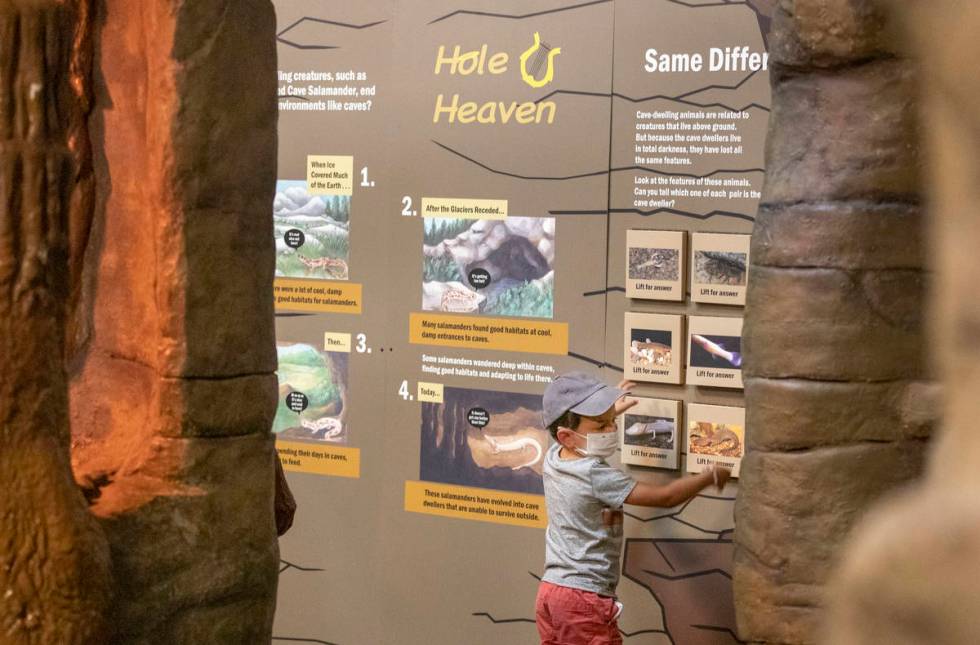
left=422, top=216, right=555, bottom=319
left=274, top=342, right=349, bottom=444
left=420, top=387, right=548, bottom=495
left=274, top=179, right=350, bottom=280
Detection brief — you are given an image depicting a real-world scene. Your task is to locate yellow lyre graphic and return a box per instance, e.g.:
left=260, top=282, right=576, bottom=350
left=520, top=32, right=561, bottom=88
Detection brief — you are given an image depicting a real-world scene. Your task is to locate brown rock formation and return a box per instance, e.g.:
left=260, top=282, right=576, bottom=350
left=823, top=3, right=980, bottom=643
left=1, top=0, right=280, bottom=642
left=0, top=1, right=111, bottom=641
left=734, top=1, right=934, bottom=642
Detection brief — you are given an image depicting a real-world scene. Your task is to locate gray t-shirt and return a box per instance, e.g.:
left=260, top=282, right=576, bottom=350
left=541, top=443, right=637, bottom=597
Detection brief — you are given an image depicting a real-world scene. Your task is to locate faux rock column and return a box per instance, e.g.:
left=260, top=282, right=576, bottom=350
left=733, top=1, right=934, bottom=642
left=67, top=1, right=281, bottom=642
left=0, top=1, right=111, bottom=642
left=824, top=3, right=980, bottom=643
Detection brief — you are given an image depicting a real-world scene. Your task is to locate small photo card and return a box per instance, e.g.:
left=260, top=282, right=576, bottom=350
left=620, top=397, right=681, bottom=469
left=686, top=403, right=745, bottom=478
left=626, top=230, right=686, bottom=301
left=690, top=232, right=750, bottom=305
left=624, top=312, right=684, bottom=384
left=687, top=316, right=743, bottom=389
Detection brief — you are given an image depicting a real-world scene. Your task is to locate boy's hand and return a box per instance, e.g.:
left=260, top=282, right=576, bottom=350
left=614, top=380, right=638, bottom=416
left=711, top=465, right=732, bottom=492
left=616, top=379, right=637, bottom=392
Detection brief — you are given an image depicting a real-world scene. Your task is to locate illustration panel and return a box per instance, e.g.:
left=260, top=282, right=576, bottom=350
left=625, top=229, right=686, bottom=301
left=420, top=387, right=548, bottom=495
left=624, top=312, right=684, bottom=384
left=274, top=179, right=350, bottom=281
left=620, top=397, right=682, bottom=469
left=686, top=403, right=745, bottom=478
left=687, top=316, right=743, bottom=389
left=421, top=216, right=555, bottom=319
left=274, top=342, right=349, bottom=444
left=690, top=232, right=750, bottom=305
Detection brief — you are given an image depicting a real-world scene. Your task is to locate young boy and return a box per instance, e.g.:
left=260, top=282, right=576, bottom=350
left=536, top=372, right=731, bottom=645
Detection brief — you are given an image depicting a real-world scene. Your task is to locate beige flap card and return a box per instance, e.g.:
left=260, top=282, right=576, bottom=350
left=686, top=403, right=745, bottom=478
left=624, top=312, right=684, bottom=384
left=620, top=397, right=682, bottom=469
left=690, top=232, right=750, bottom=305
left=687, top=315, right=743, bottom=389
left=626, top=230, right=686, bottom=301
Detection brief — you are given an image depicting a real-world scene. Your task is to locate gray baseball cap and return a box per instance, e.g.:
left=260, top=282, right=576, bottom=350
left=542, top=371, right=626, bottom=428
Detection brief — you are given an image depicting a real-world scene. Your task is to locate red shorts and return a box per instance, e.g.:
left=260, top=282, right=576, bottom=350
left=535, top=581, right=622, bottom=645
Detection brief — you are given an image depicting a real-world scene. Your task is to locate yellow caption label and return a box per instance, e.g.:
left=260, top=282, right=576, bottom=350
left=276, top=440, right=360, bottom=478
left=421, top=197, right=508, bottom=220
left=404, top=481, right=546, bottom=529
left=274, top=278, right=362, bottom=314
left=409, top=313, right=568, bottom=355
left=417, top=382, right=444, bottom=403
left=307, top=155, right=353, bottom=195
left=323, top=332, right=352, bottom=353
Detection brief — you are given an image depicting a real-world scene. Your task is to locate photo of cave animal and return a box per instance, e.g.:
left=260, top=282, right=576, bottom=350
left=688, top=421, right=743, bottom=459
left=628, top=247, right=679, bottom=281
left=623, top=414, right=675, bottom=450
left=422, top=217, right=555, bottom=318
left=274, top=343, right=349, bottom=444
left=694, top=251, right=746, bottom=286
left=689, top=334, right=742, bottom=369
left=629, top=329, right=673, bottom=367
left=420, top=388, right=548, bottom=495
left=274, top=180, right=350, bottom=280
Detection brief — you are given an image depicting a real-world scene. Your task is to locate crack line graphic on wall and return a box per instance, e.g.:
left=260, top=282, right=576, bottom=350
left=434, top=140, right=763, bottom=181
left=567, top=350, right=622, bottom=371
left=428, top=0, right=612, bottom=25
left=533, top=88, right=769, bottom=113
left=272, top=637, right=339, bottom=645
left=549, top=207, right=756, bottom=222
left=663, top=0, right=772, bottom=48
left=279, top=559, right=325, bottom=575
left=276, top=16, right=387, bottom=50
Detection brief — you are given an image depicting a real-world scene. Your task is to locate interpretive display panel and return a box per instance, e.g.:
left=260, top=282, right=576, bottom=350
left=624, top=312, right=684, bottom=384
left=620, top=397, right=682, bottom=469
left=625, top=229, right=686, bottom=301
left=687, top=315, right=744, bottom=389
left=690, top=232, right=750, bottom=305
left=686, top=403, right=745, bottom=478
left=270, top=0, right=771, bottom=643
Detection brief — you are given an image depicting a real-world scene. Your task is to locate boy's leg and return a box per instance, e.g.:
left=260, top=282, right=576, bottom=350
left=535, top=581, right=559, bottom=644
left=542, top=584, right=623, bottom=645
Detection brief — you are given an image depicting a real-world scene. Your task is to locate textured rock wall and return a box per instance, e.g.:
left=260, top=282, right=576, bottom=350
left=66, top=0, right=281, bottom=641
left=0, top=2, right=112, bottom=642
left=824, top=3, right=980, bottom=643
left=734, top=1, right=934, bottom=642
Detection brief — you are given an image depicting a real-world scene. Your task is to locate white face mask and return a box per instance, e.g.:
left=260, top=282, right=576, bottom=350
left=572, top=430, right=618, bottom=458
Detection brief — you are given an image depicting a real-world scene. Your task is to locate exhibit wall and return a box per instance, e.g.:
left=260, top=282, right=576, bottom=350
left=271, top=1, right=770, bottom=643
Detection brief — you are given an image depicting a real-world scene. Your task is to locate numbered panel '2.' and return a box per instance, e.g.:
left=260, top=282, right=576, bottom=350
left=421, top=216, right=556, bottom=319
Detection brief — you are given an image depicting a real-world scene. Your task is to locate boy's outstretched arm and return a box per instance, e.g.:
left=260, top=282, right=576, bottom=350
left=624, top=467, right=731, bottom=508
